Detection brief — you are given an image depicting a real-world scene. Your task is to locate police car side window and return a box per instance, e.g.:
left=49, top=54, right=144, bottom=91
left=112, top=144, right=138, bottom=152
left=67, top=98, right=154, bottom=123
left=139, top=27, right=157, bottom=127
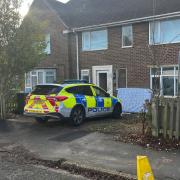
left=82, top=86, right=93, bottom=96
left=66, top=86, right=93, bottom=96
left=93, top=86, right=109, bottom=97
left=78, top=86, right=93, bottom=96
left=66, top=87, right=79, bottom=94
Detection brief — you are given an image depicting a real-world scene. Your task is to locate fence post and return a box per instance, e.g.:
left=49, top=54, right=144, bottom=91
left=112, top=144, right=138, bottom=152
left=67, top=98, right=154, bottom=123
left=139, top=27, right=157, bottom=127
left=169, top=101, right=174, bottom=139
left=0, top=95, right=2, bottom=120
left=176, top=99, right=180, bottom=140
left=0, top=95, right=5, bottom=120
left=151, top=98, right=159, bottom=137
left=163, top=102, right=168, bottom=138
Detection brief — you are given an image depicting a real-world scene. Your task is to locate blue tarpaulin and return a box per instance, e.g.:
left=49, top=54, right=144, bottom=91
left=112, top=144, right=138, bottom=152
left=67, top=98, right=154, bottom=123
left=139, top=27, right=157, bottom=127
left=117, top=88, right=152, bottom=113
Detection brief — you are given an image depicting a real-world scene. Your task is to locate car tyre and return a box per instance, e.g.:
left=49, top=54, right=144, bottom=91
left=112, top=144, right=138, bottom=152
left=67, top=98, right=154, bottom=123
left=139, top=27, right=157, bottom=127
left=35, top=117, right=48, bottom=124
left=112, top=103, right=122, bottom=119
left=70, top=106, right=85, bottom=126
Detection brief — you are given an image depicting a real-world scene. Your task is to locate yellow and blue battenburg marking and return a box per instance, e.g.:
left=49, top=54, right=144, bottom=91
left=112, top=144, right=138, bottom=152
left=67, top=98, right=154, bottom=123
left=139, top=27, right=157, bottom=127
left=112, top=97, right=119, bottom=106
left=96, top=97, right=104, bottom=107
left=72, top=94, right=119, bottom=113
left=74, top=94, right=87, bottom=107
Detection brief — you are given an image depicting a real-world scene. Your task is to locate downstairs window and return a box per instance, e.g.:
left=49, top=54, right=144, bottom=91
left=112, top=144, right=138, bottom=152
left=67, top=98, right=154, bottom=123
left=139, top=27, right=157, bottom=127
left=25, top=69, right=56, bottom=93
left=150, top=66, right=178, bottom=96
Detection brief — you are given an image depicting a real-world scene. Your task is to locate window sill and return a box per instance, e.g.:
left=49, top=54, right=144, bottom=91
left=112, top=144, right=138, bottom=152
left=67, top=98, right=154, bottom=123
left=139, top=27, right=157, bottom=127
left=82, top=48, right=108, bottom=52
left=154, top=95, right=177, bottom=98
left=149, top=41, right=180, bottom=46
left=122, top=45, right=133, bottom=48
left=163, top=96, right=178, bottom=98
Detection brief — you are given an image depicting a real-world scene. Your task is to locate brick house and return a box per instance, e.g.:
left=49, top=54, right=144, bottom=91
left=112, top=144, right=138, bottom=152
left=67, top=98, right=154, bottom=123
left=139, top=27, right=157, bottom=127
left=25, top=0, right=180, bottom=97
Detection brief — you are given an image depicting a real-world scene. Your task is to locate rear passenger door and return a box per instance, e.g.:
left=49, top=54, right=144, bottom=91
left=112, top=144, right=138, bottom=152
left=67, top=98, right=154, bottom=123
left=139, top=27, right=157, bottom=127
left=79, top=86, right=97, bottom=117
left=66, top=85, right=96, bottom=117
left=92, top=86, right=112, bottom=116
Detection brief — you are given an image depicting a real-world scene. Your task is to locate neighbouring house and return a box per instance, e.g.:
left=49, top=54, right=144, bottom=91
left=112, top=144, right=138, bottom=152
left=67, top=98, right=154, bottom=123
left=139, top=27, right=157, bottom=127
left=25, top=0, right=180, bottom=97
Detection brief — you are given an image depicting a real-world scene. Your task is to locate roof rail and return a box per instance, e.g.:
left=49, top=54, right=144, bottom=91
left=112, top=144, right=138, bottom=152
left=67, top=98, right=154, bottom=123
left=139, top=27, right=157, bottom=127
left=62, top=79, right=89, bottom=84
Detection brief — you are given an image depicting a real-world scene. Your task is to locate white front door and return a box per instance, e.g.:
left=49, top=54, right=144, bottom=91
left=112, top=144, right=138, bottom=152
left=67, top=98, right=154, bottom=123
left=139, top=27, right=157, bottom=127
left=92, top=65, right=113, bottom=95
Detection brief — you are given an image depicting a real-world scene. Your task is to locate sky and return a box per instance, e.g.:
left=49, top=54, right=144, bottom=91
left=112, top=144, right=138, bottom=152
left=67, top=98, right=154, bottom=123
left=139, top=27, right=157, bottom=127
left=19, top=0, right=70, bottom=17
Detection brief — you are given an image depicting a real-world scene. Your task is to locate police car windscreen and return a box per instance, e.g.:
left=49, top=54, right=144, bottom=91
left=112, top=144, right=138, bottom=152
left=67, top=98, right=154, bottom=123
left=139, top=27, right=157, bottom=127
left=31, top=85, right=63, bottom=95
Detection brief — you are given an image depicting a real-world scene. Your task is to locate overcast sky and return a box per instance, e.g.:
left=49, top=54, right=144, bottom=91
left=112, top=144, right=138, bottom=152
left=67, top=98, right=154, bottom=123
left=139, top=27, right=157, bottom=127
left=19, top=0, right=70, bottom=17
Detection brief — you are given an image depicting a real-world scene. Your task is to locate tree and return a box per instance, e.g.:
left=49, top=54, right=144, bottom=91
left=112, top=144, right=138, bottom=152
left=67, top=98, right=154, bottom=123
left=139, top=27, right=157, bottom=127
left=0, top=0, right=47, bottom=119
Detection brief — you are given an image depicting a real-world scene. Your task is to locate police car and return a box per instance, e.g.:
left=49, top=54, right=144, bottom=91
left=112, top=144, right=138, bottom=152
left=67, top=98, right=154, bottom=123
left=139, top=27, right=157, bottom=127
left=24, top=83, right=122, bottom=126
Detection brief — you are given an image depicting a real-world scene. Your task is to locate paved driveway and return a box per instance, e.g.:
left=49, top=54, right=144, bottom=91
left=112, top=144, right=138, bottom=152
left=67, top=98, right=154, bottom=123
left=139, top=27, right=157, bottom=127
left=0, top=117, right=180, bottom=180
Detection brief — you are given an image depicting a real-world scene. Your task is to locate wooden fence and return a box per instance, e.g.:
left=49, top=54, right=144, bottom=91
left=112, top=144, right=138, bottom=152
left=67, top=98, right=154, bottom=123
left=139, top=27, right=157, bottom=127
left=151, top=98, right=180, bottom=140
left=6, top=101, right=17, bottom=113
left=0, top=94, right=17, bottom=119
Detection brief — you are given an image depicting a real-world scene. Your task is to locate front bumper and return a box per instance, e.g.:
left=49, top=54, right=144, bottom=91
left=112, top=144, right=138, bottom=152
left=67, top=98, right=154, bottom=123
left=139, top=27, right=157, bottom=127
left=24, top=112, right=64, bottom=119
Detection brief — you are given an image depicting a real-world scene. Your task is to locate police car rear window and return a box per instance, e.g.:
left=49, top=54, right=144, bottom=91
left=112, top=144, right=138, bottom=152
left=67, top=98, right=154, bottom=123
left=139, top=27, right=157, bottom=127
left=31, top=85, right=63, bottom=95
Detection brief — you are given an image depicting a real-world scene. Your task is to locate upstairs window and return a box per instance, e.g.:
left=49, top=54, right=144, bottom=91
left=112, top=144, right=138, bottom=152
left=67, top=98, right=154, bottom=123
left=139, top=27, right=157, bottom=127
left=150, top=19, right=180, bottom=45
left=44, top=34, right=51, bottom=54
left=122, top=25, right=133, bottom=47
left=82, top=30, right=108, bottom=51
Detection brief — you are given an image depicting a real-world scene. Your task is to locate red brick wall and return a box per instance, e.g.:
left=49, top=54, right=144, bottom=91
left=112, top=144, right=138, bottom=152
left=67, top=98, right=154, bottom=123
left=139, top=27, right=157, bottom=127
left=69, top=22, right=180, bottom=89
left=68, top=33, right=78, bottom=79
left=29, top=1, right=180, bottom=88
left=29, top=0, right=70, bottom=83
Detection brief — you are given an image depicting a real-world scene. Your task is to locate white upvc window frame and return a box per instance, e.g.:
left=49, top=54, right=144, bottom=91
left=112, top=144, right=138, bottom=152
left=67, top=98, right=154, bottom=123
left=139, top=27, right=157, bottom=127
left=149, top=21, right=161, bottom=45
left=45, top=70, right=56, bottom=83
left=149, top=18, right=180, bottom=45
left=82, top=29, right=108, bottom=51
left=81, top=69, right=90, bottom=82
left=44, top=33, right=51, bottom=55
left=122, top=25, right=133, bottom=48
left=116, top=68, right=128, bottom=89
left=25, top=69, right=56, bottom=92
left=150, top=65, right=178, bottom=97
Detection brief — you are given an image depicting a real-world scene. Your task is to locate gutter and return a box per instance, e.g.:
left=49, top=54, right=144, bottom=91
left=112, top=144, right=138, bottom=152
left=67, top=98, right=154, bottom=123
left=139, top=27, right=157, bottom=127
left=63, top=11, right=180, bottom=33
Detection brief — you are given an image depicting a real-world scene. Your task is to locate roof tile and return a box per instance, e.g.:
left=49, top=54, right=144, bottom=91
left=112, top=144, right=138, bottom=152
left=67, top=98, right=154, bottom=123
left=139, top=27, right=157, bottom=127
left=47, top=0, right=180, bottom=28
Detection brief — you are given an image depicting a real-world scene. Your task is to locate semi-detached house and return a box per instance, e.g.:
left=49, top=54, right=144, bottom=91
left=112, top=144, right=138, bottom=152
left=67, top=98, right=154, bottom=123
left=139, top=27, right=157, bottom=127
left=25, top=0, right=180, bottom=97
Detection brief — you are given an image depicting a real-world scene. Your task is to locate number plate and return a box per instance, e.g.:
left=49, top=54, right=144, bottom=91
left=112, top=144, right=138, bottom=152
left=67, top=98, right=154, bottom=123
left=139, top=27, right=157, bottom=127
left=34, top=100, right=44, bottom=104
left=28, top=109, right=44, bottom=113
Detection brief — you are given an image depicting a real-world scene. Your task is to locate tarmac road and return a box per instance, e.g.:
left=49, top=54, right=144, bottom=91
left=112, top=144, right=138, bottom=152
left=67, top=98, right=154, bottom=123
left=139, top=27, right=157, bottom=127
left=0, top=151, right=87, bottom=180
left=0, top=117, right=180, bottom=180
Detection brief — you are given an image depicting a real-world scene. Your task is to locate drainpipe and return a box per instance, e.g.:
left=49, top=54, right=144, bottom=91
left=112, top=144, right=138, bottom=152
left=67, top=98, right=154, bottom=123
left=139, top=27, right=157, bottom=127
left=75, top=32, right=80, bottom=80
left=178, top=51, right=180, bottom=96
left=63, top=29, right=79, bottom=80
